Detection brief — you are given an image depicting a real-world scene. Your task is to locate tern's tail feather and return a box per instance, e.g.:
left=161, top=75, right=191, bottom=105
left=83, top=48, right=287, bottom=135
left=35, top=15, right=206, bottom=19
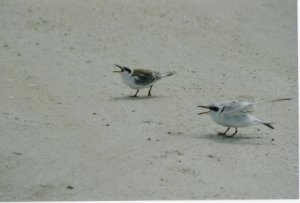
left=262, top=122, right=275, bottom=130
left=158, top=71, right=176, bottom=78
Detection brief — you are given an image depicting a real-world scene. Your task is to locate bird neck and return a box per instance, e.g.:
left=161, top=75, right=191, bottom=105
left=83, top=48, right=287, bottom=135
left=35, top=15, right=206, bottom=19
left=210, top=111, right=222, bottom=122
left=121, top=72, right=132, bottom=80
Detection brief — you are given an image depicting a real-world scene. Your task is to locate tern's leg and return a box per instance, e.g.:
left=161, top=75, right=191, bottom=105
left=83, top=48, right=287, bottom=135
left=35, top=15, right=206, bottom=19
left=224, top=128, right=238, bottom=138
left=131, top=89, right=139, bottom=97
left=218, top=127, right=230, bottom=136
left=147, top=86, right=153, bottom=97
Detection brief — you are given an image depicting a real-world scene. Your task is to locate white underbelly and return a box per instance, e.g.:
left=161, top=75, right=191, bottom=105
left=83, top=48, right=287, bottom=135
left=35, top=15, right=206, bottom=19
left=214, top=114, right=257, bottom=128
left=123, top=77, right=154, bottom=89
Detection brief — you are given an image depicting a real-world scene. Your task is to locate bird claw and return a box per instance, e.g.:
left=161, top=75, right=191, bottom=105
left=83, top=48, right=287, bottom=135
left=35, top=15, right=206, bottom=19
left=217, top=131, right=226, bottom=136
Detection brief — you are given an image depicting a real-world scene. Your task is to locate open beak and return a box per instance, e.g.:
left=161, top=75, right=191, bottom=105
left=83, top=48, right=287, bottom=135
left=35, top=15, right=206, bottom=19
left=197, top=105, right=210, bottom=115
left=113, top=64, right=123, bottom=73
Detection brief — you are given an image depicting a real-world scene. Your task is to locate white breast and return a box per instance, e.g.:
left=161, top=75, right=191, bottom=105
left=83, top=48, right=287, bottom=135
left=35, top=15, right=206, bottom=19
left=210, top=112, right=259, bottom=128
left=121, top=73, right=151, bottom=89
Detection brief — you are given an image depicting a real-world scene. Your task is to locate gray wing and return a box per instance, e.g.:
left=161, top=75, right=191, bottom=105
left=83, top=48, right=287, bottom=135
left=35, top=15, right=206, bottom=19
left=132, top=69, right=156, bottom=85
left=221, top=101, right=255, bottom=115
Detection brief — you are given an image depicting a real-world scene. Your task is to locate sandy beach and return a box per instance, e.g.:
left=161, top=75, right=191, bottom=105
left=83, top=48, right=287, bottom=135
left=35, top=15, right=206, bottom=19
left=0, top=0, right=298, bottom=200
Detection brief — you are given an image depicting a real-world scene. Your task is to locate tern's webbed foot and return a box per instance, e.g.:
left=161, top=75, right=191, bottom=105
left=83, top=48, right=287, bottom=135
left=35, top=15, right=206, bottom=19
left=147, top=86, right=153, bottom=97
left=130, top=89, right=139, bottom=97
left=217, top=131, right=226, bottom=136
left=221, top=128, right=238, bottom=138
left=217, top=127, right=230, bottom=137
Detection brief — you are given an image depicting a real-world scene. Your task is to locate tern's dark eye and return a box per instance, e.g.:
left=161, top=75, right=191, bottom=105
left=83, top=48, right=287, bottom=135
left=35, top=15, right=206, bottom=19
left=123, top=67, right=131, bottom=73
left=209, top=106, right=219, bottom=112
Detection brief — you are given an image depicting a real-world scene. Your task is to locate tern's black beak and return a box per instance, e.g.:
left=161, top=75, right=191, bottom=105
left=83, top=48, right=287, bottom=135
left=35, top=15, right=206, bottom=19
left=198, top=105, right=209, bottom=109
left=197, top=105, right=210, bottom=115
left=113, top=64, right=124, bottom=73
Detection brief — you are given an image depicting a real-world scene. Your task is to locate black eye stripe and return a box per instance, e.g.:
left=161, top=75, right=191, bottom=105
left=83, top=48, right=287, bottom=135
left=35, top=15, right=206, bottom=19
left=209, top=106, right=219, bottom=112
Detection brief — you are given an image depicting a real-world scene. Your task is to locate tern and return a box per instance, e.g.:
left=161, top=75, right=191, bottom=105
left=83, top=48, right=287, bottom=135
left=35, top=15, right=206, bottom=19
left=114, top=64, right=175, bottom=97
left=198, top=98, right=291, bottom=137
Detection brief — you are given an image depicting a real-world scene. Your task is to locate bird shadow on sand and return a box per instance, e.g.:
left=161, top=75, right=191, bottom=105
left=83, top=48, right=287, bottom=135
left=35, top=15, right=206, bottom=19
left=194, top=133, right=269, bottom=145
left=111, top=95, right=164, bottom=101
